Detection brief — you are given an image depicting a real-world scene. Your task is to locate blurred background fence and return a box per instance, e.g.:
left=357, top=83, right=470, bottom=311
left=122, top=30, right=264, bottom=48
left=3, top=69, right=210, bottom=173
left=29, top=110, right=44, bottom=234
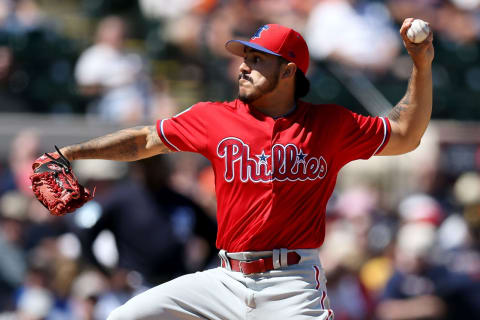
left=0, top=0, right=479, bottom=319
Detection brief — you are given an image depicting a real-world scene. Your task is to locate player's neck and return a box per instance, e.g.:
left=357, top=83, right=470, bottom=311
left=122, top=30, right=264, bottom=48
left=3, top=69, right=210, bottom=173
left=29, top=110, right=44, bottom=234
left=250, top=92, right=295, bottom=118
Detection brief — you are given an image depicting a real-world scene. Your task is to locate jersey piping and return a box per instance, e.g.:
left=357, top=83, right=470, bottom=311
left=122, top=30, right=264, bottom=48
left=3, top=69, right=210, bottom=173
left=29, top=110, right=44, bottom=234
left=371, top=117, right=390, bottom=157
left=157, top=119, right=180, bottom=151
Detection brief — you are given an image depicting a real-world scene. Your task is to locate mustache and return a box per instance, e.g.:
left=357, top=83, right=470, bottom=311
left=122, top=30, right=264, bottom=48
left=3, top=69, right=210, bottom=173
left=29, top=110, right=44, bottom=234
left=238, top=73, right=252, bottom=82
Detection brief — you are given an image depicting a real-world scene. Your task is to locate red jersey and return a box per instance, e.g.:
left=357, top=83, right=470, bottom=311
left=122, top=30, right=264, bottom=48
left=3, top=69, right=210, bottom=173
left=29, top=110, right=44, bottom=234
left=157, top=99, right=390, bottom=252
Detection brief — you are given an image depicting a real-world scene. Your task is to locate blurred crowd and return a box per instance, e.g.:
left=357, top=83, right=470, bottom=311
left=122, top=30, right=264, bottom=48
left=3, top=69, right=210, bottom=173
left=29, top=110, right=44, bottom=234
left=0, top=130, right=218, bottom=320
left=0, top=0, right=480, bottom=319
left=1, top=0, right=480, bottom=120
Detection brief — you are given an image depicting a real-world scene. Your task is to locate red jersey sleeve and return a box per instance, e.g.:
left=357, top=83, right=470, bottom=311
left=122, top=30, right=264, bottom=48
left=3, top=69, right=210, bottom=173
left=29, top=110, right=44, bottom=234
left=336, top=108, right=391, bottom=165
left=156, top=102, right=208, bottom=154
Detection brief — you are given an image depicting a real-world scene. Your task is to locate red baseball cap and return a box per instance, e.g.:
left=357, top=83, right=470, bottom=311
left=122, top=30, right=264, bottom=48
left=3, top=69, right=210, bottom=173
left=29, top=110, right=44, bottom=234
left=225, top=24, right=310, bottom=75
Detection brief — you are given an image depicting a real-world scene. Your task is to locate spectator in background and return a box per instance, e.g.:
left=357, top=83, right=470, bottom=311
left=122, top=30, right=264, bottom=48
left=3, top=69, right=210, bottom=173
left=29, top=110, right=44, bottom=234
left=305, top=0, right=400, bottom=73
left=320, top=186, right=383, bottom=320
left=386, top=0, right=438, bottom=30
left=377, top=220, right=479, bottom=320
left=438, top=172, right=480, bottom=315
left=139, top=0, right=217, bottom=21
left=149, top=76, right=178, bottom=122
left=387, top=0, right=480, bottom=44
left=75, top=16, right=153, bottom=125
left=0, top=287, right=54, bottom=320
left=77, top=155, right=217, bottom=288
left=435, top=0, right=480, bottom=44
left=0, top=130, right=40, bottom=196
left=0, top=191, right=29, bottom=311
left=70, top=270, right=109, bottom=320
left=6, top=249, right=74, bottom=319
left=0, top=0, right=82, bottom=114
left=71, top=156, right=217, bottom=317
left=0, top=46, right=28, bottom=112
left=397, top=193, right=445, bottom=226
left=377, top=222, right=447, bottom=320
left=0, top=0, right=45, bottom=34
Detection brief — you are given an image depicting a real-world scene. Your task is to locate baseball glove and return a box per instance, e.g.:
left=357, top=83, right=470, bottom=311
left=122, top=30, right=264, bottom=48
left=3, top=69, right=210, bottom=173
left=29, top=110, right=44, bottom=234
left=30, top=146, right=94, bottom=216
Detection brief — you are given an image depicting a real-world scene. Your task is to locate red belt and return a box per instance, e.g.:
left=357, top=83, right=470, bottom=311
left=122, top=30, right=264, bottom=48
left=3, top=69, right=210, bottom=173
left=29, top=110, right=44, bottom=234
left=220, top=252, right=301, bottom=275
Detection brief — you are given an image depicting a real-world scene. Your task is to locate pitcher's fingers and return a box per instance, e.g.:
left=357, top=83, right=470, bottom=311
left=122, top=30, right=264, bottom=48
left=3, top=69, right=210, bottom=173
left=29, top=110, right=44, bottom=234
left=425, top=30, right=433, bottom=43
left=417, top=30, right=434, bottom=48
left=400, top=18, right=415, bottom=37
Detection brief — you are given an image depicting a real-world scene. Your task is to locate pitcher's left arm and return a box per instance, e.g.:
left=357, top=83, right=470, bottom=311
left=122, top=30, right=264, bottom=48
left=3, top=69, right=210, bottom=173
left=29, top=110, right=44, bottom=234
left=377, top=18, right=434, bottom=156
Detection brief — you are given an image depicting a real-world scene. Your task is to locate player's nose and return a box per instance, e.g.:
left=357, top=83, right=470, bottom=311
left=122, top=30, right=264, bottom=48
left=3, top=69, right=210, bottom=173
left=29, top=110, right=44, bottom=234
left=239, top=61, right=251, bottom=73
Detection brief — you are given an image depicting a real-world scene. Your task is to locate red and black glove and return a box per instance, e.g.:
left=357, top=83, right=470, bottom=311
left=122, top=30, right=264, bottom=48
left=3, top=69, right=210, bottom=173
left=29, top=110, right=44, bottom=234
left=30, top=146, right=94, bottom=216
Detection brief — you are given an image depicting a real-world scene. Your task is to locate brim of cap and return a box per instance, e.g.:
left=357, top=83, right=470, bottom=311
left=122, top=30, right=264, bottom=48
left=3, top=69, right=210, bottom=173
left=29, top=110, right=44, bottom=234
left=225, top=40, right=281, bottom=58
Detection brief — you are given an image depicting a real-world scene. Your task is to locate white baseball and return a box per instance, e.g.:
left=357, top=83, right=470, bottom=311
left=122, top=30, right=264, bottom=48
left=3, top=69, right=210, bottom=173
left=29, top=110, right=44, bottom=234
left=406, top=19, right=430, bottom=43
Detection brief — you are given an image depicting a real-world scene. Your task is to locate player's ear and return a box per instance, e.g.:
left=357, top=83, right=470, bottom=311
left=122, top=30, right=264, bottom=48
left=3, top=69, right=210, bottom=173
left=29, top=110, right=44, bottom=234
left=282, top=63, right=297, bottom=79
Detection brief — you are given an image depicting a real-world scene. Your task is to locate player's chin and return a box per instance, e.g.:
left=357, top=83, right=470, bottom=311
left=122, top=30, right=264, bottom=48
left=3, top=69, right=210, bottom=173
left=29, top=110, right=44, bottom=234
left=238, top=85, right=261, bottom=103
left=238, top=92, right=252, bottom=103
left=238, top=87, right=249, bottom=101
left=238, top=91, right=257, bottom=104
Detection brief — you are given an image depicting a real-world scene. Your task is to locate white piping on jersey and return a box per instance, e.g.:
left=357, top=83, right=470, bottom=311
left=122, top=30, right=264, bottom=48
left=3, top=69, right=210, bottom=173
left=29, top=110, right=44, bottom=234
left=160, top=119, right=180, bottom=151
left=372, top=117, right=388, bottom=157
left=173, top=106, right=192, bottom=118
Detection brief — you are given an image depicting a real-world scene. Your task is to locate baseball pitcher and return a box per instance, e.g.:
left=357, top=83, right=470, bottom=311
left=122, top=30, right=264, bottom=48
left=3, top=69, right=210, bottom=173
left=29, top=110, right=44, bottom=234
left=31, top=18, right=434, bottom=319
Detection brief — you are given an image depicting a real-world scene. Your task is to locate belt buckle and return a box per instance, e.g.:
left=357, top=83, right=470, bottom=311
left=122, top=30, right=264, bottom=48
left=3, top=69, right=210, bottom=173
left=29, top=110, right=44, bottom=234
left=239, top=258, right=266, bottom=275
left=239, top=260, right=254, bottom=274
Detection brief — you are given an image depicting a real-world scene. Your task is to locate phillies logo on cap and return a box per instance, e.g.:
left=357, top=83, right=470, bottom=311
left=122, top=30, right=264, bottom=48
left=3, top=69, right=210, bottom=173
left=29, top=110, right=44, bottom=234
left=251, top=25, right=270, bottom=40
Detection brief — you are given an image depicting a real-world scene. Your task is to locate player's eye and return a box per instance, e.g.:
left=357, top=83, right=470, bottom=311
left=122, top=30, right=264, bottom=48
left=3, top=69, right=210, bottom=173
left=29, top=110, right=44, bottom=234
left=244, top=55, right=261, bottom=65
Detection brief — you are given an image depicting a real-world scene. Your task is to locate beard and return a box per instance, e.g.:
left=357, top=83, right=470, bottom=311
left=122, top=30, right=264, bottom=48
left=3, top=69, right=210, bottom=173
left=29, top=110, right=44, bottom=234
left=237, top=71, right=280, bottom=104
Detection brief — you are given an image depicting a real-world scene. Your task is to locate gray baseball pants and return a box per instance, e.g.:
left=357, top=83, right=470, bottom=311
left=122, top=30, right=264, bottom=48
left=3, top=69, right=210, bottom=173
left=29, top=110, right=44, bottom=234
left=107, top=248, right=334, bottom=320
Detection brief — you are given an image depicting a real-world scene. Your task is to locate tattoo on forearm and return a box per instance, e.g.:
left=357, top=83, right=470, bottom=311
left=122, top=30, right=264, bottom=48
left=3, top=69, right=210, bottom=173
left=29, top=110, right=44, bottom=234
left=147, top=125, right=171, bottom=154
left=389, top=77, right=413, bottom=121
left=390, top=91, right=410, bottom=121
left=147, top=125, right=161, bottom=146
left=389, top=105, right=406, bottom=121
left=68, top=126, right=146, bottom=161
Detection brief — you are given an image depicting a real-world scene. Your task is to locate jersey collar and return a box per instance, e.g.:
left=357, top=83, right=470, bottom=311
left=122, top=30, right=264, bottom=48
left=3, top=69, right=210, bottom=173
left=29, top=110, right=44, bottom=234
left=238, top=100, right=302, bottom=122
left=272, top=103, right=296, bottom=119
